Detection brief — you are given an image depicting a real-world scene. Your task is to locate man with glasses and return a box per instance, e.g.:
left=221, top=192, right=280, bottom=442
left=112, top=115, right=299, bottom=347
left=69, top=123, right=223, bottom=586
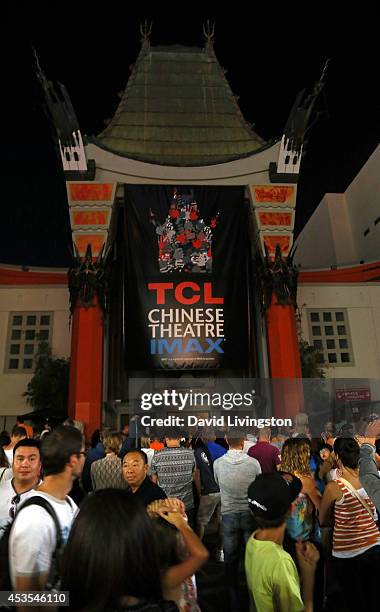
left=8, top=426, right=85, bottom=598
left=0, top=439, right=42, bottom=534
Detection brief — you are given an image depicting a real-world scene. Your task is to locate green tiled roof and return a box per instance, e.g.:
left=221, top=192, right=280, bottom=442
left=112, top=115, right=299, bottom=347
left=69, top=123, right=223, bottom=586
left=93, top=44, right=266, bottom=166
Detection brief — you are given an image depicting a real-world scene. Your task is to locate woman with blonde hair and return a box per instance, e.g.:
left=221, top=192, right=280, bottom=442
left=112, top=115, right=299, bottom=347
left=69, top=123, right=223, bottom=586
left=280, top=438, right=322, bottom=541
left=91, top=431, right=127, bottom=490
left=280, top=437, right=324, bottom=610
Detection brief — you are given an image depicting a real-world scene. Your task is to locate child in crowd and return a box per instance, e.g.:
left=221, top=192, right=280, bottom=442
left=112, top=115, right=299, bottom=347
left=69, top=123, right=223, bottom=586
left=245, top=472, right=320, bottom=612
left=318, top=443, right=342, bottom=484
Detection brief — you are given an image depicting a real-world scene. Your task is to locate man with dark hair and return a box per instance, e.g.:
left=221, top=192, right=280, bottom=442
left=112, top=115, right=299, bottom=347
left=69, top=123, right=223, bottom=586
left=119, top=417, right=140, bottom=459
left=9, top=426, right=85, bottom=594
left=16, top=416, right=33, bottom=439
left=0, top=439, right=41, bottom=533
left=151, top=428, right=196, bottom=524
left=245, top=472, right=319, bottom=612
left=194, top=430, right=223, bottom=560
left=122, top=449, right=167, bottom=506
left=82, top=428, right=105, bottom=492
left=3, top=425, right=27, bottom=465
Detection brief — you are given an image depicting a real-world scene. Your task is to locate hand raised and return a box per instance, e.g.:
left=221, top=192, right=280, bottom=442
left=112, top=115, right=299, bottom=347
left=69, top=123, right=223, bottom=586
left=162, top=497, right=186, bottom=516
left=158, top=507, right=187, bottom=529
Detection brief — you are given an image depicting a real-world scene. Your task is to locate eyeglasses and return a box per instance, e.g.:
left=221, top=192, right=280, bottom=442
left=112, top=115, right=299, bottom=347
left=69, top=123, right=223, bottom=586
left=9, top=494, right=21, bottom=520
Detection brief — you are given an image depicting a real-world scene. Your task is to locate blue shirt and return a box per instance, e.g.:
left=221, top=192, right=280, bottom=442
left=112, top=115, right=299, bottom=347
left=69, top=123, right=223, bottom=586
left=82, top=443, right=105, bottom=491
left=207, top=441, right=227, bottom=461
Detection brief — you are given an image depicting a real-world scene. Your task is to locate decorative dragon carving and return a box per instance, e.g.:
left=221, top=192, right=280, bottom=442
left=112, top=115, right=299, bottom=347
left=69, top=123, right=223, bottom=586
left=257, top=244, right=299, bottom=313
left=283, top=59, right=330, bottom=156
left=68, top=243, right=109, bottom=314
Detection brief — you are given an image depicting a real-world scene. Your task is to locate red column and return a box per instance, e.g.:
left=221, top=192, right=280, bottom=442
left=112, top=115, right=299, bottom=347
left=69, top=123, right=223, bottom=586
left=266, top=295, right=303, bottom=419
left=68, top=296, right=104, bottom=438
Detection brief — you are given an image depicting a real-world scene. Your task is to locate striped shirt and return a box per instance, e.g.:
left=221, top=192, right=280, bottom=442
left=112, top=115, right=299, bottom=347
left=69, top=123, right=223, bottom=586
left=333, top=479, right=380, bottom=558
left=151, top=447, right=195, bottom=510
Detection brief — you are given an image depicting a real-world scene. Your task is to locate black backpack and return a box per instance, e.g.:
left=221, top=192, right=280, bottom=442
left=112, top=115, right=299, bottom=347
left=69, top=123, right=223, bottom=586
left=0, top=495, right=64, bottom=593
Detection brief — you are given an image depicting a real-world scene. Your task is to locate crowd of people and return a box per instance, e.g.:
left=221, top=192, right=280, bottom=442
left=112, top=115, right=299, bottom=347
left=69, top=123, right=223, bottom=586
left=0, top=415, right=380, bottom=612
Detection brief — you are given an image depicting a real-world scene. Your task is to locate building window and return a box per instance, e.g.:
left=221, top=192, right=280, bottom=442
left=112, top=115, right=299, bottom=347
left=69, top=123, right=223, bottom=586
left=307, top=309, right=354, bottom=366
left=5, top=312, right=53, bottom=373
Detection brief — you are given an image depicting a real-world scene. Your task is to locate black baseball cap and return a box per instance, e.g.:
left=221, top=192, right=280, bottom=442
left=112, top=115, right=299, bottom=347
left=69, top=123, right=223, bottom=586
left=248, top=472, right=302, bottom=520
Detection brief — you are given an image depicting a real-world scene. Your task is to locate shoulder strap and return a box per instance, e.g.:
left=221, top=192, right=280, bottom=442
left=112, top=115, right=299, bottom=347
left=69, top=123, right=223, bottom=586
left=339, top=477, right=375, bottom=520
left=16, top=496, right=62, bottom=549
left=64, top=496, right=74, bottom=511
left=0, top=468, right=6, bottom=483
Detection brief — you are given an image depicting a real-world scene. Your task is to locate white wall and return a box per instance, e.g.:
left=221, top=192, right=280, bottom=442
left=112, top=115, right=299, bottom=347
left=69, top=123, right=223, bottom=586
left=295, top=144, right=380, bottom=268
left=294, top=194, right=357, bottom=267
left=346, top=145, right=380, bottom=262
left=298, top=283, right=380, bottom=400
left=294, top=195, right=341, bottom=267
left=328, top=195, right=357, bottom=263
left=0, top=286, right=71, bottom=418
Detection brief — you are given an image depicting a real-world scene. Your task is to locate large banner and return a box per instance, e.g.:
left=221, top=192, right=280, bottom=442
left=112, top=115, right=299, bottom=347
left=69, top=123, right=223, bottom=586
left=124, top=185, right=249, bottom=370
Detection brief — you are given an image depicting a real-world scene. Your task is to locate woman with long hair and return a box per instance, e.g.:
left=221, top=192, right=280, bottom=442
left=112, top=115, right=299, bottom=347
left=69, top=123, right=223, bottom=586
left=280, top=437, right=323, bottom=610
left=149, top=499, right=208, bottom=612
left=62, top=490, right=179, bottom=612
left=280, top=438, right=322, bottom=541
left=319, top=436, right=380, bottom=611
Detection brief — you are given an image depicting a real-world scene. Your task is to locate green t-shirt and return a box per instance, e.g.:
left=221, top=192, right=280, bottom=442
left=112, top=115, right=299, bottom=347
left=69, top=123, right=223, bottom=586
left=245, top=532, right=304, bottom=612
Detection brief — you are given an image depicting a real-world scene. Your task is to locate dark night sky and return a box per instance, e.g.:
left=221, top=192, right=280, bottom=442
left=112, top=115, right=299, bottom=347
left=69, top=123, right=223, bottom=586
left=1, top=11, right=379, bottom=267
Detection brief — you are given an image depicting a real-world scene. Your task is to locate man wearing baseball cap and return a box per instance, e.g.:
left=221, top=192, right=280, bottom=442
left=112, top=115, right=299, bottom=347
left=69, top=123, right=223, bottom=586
left=245, top=472, right=319, bottom=612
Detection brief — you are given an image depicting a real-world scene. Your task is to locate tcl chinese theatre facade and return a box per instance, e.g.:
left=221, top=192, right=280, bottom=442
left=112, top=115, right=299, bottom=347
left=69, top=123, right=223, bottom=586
left=2, top=30, right=338, bottom=433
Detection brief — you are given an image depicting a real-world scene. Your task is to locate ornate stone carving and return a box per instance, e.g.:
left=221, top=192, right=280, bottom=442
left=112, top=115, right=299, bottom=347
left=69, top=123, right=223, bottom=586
left=257, top=244, right=299, bottom=313
left=68, top=244, right=108, bottom=314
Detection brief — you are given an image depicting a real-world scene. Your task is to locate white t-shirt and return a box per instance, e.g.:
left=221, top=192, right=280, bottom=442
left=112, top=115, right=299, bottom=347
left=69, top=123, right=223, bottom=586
left=0, top=467, right=12, bottom=484
left=9, top=491, right=78, bottom=588
left=4, top=449, right=13, bottom=466
left=0, top=479, right=39, bottom=534
left=243, top=440, right=256, bottom=454
left=141, top=447, right=155, bottom=467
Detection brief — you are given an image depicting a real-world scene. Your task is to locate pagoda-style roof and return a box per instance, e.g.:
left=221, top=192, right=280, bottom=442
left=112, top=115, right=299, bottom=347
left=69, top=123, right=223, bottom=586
left=92, top=43, right=265, bottom=166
